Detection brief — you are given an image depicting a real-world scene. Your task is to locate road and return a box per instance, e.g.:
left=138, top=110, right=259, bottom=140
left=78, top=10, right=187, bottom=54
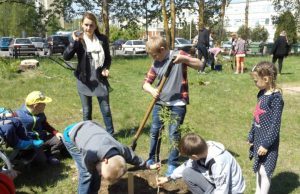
left=0, top=49, right=147, bottom=58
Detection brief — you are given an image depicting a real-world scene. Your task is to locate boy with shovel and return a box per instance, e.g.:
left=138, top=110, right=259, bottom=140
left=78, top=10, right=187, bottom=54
left=143, top=36, right=203, bottom=176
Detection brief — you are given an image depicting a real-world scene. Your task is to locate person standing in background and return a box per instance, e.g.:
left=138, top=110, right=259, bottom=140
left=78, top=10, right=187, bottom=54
left=272, top=31, right=289, bottom=75
left=197, top=27, right=210, bottom=74
left=234, top=35, right=247, bottom=74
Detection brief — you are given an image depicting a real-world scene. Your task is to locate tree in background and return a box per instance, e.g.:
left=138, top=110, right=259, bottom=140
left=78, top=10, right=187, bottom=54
left=0, top=1, right=46, bottom=37
left=272, top=0, right=300, bottom=35
left=237, top=25, right=251, bottom=40
left=177, top=20, right=197, bottom=40
left=160, top=0, right=171, bottom=46
left=170, top=0, right=176, bottom=49
left=251, top=25, right=269, bottom=42
left=46, top=15, right=62, bottom=36
left=244, top=0, right=249, bottom=40
left=273, top=11, right=297, bottom=43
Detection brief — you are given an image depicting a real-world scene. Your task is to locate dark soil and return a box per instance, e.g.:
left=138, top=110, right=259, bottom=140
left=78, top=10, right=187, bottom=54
left=99, top=169, right=190, bottom=194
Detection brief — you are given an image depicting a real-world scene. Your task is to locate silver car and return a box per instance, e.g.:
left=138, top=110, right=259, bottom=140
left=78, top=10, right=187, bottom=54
left=174, top=37, right=194, bottom=51
left=28, top=37, right=44, bottom=51
left=122, top=40, right=146, bottom=54
left=8, top=38, right=37, bottom=56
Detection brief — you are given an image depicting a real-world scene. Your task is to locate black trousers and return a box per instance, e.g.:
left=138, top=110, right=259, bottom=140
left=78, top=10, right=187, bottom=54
left=272, top=55, right=284, bottom=74
left=197, top=44, right=209, bottom=71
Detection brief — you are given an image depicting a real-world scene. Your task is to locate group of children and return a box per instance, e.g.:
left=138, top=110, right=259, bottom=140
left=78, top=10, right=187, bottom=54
left=0, top=34, right=284, bottom=194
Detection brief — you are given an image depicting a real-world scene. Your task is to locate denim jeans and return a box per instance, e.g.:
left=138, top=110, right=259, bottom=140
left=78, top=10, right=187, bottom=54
left=78, top=92, right=114, bottom=134
left=148, top=104, right=186, bottom=166
left=62, top=138, right=100, bottom=194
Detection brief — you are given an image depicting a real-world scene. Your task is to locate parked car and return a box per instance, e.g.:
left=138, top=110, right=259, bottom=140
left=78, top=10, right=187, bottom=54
left=46, top=35, right=70, bottom=55
left=174, top=37, right=194, bottom=51
left=42, top=40, right=49, bottom=55
left=0, top=37, right=13, bottom=51
left=112, top=39, right=126, bottom=50
left=28, top=37, right=45, bottom=51
left=122, top=40, right=146, bottom=54
left=8, top=38, right=37, bottom=56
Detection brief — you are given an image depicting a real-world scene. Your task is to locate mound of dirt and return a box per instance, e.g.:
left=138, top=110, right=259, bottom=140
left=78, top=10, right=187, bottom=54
left=99, top=169, right=190, bottom=194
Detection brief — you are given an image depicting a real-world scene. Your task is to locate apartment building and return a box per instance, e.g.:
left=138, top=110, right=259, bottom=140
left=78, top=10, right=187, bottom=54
left=224, top=0, right=277, bottom=42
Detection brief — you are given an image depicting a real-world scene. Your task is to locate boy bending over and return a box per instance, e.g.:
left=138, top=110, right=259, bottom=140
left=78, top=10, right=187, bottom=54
left=62, top=121, right=145, bottom=193
left=157, top=133, right=245, bottom=194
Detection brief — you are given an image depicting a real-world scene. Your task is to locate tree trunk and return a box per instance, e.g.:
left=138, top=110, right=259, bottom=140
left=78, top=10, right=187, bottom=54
left=170, top=0, right=175, bottom=50
left=245, top=0, right=249, bottom=38
left=160, top=0, right=170, bottom=47
left=198, top=0, right=204, bottom=30
left=102, top=0, right=110, bottom=39
left=220, top=0, right=226, bottom=40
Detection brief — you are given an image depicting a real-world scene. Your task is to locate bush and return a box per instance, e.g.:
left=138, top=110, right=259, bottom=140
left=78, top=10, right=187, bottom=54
left=0, top=58, right=20, bottom=79
left=237, top=25, right=251, bottom=40
left=251, top=25, right=269, bottom=42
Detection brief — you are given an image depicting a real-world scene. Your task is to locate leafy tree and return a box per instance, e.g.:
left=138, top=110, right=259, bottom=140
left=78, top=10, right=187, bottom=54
left=250, top=25, right=269, bottom=42
left=46, top=15, right=62, bottom=36
left=0, top=1, right=45, bottom=37
left=177, top=20, right=197, bottom=40
left=237, top=25, right=251, bottom=40
left=272, top=0, right=300, bottom=33
left=273, top=11, right=297, bottom=43
left=210, top=23, right=227, bottom=44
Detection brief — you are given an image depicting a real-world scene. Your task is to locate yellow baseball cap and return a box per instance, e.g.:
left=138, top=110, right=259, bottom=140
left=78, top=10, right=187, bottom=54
left=25, top=91, right=52, bottom=105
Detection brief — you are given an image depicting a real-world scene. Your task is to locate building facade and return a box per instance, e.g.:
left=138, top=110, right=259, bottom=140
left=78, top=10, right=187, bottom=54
left=224, top=0, right=277, bottom=42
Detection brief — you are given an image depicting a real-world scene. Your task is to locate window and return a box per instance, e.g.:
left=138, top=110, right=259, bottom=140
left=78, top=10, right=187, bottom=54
left=265, top=18, right=269, bottom=25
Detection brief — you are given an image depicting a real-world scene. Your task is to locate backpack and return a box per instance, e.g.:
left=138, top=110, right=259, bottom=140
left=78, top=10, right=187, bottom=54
left=0, top=108, right=13, bottom=127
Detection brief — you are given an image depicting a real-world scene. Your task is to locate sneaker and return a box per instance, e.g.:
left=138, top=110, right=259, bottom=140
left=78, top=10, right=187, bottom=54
left=47, top=156, right=60, bottom=165
left=165, top=165, right=177, bottom=177
left=146, top=159, right=160, bottom=170
left=198, top=71, right=206, bottom=75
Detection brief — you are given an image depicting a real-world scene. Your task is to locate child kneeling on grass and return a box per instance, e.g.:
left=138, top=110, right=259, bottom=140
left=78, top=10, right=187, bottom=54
left=12, top=91, right=65, bottom=165
left=157, top=133, right=245, bottom=194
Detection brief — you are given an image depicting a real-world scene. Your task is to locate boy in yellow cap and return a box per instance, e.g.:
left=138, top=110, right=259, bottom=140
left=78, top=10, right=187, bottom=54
left=13, top=91, right=65, bottom=165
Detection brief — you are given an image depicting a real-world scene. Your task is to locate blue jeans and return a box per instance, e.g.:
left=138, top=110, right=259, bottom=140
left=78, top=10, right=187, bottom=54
left=62, top=138, right=100, bottom=194
left=148, top=104, right=186, bottom=166
left=78, top=92, right=114, bottom=134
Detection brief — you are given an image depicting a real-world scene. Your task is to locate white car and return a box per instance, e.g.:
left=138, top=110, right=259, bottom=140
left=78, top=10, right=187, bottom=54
left=8, top=38, right=37, bottom=56
left=122, top=40, right=146, bottom=54
left=174, top=37, right=194, bottom=51
left=28, top=37, right=45, bottom=51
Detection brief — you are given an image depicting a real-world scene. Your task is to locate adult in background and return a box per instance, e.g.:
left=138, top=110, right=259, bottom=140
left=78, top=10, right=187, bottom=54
left=197, top=27, right=210, bottom=74
left=271, top=31, right=289, bottom=75
left=63, top=12, right=114, bottom=135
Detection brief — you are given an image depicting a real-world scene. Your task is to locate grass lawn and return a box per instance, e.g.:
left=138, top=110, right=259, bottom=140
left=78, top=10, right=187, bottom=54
left=1, top=55, right=300, bottom=194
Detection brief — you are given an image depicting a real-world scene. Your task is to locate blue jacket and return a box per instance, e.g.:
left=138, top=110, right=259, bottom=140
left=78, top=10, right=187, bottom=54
left=15, top=105, right=57, bottom=139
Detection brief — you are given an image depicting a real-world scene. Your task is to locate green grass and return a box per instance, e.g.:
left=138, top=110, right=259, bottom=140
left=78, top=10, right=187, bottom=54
left=1, top=55, right=300, bottom=194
